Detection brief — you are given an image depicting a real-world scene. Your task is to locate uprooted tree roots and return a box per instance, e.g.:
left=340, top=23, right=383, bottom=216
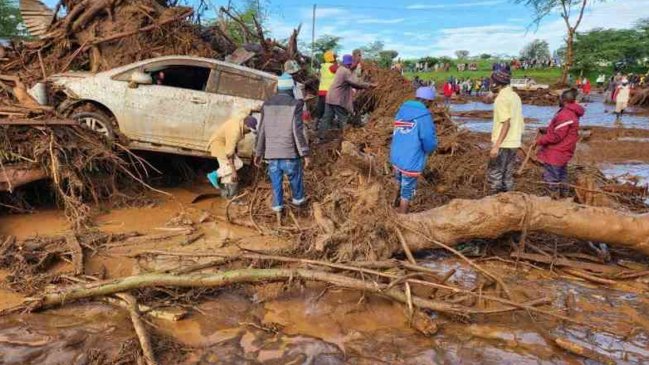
left=0, top=124, right=154, bottom=226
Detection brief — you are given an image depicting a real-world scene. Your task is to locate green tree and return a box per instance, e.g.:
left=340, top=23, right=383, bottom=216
left=219, top=0, right=267, bottom=46
left=572, top=27, right=648, bottom=74
left=515, top=0, right=600, bottom=85
left=455, top=50, right=469, bottom=59
left=360, top=40, right=384, bottom=61
left=0, top=0, right=23, bottom=38
left=480, top=53, right=492, bottom=59
left=520, top=39, right=551, bottom=60
left=309, top=34, right=342, bottom=62
left=378, top=50, right=398, bottom=68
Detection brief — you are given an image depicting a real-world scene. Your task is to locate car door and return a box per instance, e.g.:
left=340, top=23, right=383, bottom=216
left=201, top=65, right=276, bottom=158
left=121, top=63, right=213, bottom=150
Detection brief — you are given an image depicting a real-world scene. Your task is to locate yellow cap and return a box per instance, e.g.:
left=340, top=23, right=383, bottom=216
left=324, top=50, right=335, bottom=63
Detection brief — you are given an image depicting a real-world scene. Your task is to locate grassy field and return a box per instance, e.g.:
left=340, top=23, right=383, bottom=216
left=404, top=59, right=563, bottom=85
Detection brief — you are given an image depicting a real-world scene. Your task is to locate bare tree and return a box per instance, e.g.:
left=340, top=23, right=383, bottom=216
left=516, top=0, right=596, bottom=85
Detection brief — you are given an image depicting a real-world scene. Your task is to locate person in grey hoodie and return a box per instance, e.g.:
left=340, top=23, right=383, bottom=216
left=254, top=73, right=310, bottom=215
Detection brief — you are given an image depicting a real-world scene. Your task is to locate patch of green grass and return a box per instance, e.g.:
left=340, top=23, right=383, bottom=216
left=405, top=63, right=563, bottom=85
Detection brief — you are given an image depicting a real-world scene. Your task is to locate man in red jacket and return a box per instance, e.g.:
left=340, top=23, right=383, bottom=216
left=535, top=88, right=584, bottom=197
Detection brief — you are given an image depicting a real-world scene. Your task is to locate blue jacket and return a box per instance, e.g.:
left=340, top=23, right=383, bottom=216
left=389, top=100, right=437, bottom=175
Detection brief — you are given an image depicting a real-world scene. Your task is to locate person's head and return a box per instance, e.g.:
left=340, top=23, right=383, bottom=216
left=622, top=78, right=629, bottom=86
left=277, top=73, right=295, bottom=95
left=560, top=88, right=578, bottom=107
left=284, top=60, right=301, bottom=75
left=415, top=86, right=436, bottom=107
left=352, top=49, right=362, bottom=62
left=342, top=54, right=353, bottom=68
left=490, top=68, right=511, bottom=91
left=243, top=115, right=258, bottom=134
left=324, top=50, right=336, bottom=63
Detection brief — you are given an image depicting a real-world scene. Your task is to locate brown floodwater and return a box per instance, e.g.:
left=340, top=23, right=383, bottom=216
left=1, top=182, right=649, bottom=363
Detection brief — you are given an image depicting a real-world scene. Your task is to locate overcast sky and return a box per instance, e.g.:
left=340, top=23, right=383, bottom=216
left=42, top=0, right=649, bottom=59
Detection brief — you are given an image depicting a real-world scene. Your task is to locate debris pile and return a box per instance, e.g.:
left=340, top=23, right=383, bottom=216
left=513, top=87, right=560, bottom=106
left=631, top=87, right=649, bottom=107
left=1, top=0, right=305, bottom=85
left=236, top=64, right=648, bottom=262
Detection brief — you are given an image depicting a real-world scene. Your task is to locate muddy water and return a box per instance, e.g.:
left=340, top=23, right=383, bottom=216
left=1, top=258, right=648, bottom=364
left=2, top=183, right=649, bottom=362
left=451, top=98, right=649, bottom=133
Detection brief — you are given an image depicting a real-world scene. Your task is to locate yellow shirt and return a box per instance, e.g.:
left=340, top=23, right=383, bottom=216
left=208, top=118, right=244, bottom=160
left=492, top=86, right=524, bottom=149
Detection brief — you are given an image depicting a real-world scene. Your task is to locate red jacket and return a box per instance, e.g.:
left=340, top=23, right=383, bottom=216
left=443, top=82, right=454, bottom=97
left=582, top=80, right=591, bottom=94
left=536, top=102, right=584, bottom=166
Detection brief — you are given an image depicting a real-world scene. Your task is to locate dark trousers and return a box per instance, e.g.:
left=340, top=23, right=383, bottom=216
left=487, top=148, right=518, bottom=194
left=543, top=163, right=569, bottom=196
left=319, top=104, right=349, bottom=137
left=315, top=95, right=326, bottom=119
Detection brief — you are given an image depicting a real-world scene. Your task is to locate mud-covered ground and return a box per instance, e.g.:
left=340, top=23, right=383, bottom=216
left=1, top=99, right=649, bottom=364
left=2, top=184, right=649, bottom=364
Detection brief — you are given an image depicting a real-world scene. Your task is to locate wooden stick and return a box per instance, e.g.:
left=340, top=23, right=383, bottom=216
left=396, top=228, right=417, bottom=265
left=516, top=132, right=539, bottom=176
left=120, top=293, right=159, bottom=365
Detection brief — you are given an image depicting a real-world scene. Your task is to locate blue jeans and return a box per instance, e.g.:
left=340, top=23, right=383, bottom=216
left=268, top=159, right=306, bottom=212
left=395, top=170, right=418, bottom=201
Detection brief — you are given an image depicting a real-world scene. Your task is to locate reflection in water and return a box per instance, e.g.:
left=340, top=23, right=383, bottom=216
left=452, top=99, right=649, bottom=133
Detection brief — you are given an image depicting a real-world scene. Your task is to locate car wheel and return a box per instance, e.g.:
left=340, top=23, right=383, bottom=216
left=71, top=111, right=115, bottom=140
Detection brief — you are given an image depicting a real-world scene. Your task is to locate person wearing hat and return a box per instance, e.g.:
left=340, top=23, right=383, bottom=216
left=487, top=65, right=524, bottom=194
left=316, top=50, right=338, bottom=120
left=614, top=78, right=630, bottom=124
left=255, top=73, right=310, bottom=219
left=321, top=54, right=375, bottom=139
left=207, top=114, right=258, bottom=199
left=284, top=60, right=305, bottom=101
left=390, top=86, right=438, bottom=214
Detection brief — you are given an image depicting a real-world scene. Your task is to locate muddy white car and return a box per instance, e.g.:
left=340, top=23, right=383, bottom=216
left=511, top=78, right=549, bottom=91
left=30, top=56, right=278, bottom=158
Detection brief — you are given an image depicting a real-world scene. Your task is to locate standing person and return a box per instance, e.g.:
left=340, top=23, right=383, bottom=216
left=207, top=115, right=258, bottom=199
left=443, top=78, right=454, bottom=105
left=488, top=66, right=524, bottom=194
left=284, top=60, right=305, bottom=101
left=535, top=88, right=584, bottom=197
left=321, top=54, right=374, bottom=138
left=390, top=87, right=438, bottom=214
left=352, top=49, right=363, bottom=80
left=581, top=77, right=592, bottom=102
left=596, top=74, right=606, bottom=88
left=254, top=73, right=310, bottom=220
left=316, top=50, right=338, bottom=120
left=615, top=78, right=631, bottom=124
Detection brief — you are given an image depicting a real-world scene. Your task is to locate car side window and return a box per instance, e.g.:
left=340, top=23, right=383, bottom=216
left=151, top=66, right=211, bottom=91
left=217, top=71, right=275, bottom=100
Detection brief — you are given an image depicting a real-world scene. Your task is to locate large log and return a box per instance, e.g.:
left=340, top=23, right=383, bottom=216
left=400, top=193, right=649, bottom=256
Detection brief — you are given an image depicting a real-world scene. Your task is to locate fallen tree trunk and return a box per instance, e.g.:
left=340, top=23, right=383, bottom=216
left=16, top=269, right=490, bottom=315
left=400, top=192, right=649, bottom=256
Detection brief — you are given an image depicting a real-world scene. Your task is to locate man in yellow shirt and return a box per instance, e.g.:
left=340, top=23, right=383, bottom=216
left=488, top=66, right=524, bottom=194
left=207, top=115, right=257, bottom=199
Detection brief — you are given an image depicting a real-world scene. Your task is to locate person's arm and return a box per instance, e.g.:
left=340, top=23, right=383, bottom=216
left=291, top=101, right=310, bottom=163
left=537, top=117, right=573, bottom=146
left=254, top=108, right=266, bottom=166
left=490, top=98, right=512, bottom=158
left=344, top=70, right=373, bottom=90
left=419, top=113, right=437, bottom=154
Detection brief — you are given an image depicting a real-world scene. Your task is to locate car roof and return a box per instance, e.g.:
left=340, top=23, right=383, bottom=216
left=106, top=55, right=278, bottom=80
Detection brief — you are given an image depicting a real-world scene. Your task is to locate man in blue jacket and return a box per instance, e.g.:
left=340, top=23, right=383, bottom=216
left=390, top=86, right=438, bottom=214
